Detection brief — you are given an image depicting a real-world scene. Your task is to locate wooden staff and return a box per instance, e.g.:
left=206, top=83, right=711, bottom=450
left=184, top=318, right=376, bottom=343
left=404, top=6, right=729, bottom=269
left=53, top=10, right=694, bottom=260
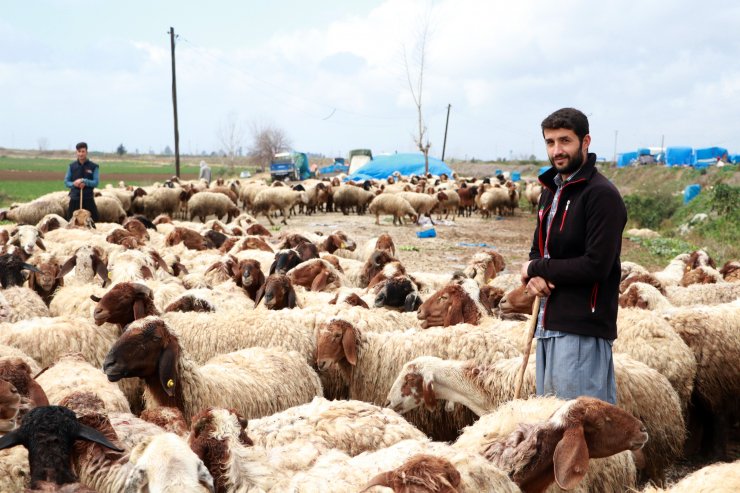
left=79, top=183, right=84, bottom=210
left=513, top=295, right=541, bottom=399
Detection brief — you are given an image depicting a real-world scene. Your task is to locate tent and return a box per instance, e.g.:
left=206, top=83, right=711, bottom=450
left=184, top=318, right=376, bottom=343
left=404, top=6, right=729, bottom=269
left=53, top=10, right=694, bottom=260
left=347, top=153, right=453, bottom=181
left=693, top=147, right=728, bottom=167
left=617, top=152, right=639, bottom=167
left=665, top=147, right=693, bottom=166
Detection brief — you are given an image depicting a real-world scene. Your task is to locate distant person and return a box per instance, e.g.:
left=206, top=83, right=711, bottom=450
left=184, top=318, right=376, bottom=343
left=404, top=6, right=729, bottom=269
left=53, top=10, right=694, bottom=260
left=64, top=142, right=99, bottom=221
left=199, top=160, right=212, bottom=185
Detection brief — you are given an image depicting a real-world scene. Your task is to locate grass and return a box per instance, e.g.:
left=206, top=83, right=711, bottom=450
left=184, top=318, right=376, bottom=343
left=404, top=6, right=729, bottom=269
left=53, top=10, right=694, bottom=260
left=0, top=156, right=202, bottom=175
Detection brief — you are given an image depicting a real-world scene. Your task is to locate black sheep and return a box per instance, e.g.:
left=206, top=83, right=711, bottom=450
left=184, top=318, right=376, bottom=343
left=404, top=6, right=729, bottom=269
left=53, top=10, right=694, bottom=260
left=0, top=406, right=123, bottom=488
left=0, top=253, right=40, bottom=288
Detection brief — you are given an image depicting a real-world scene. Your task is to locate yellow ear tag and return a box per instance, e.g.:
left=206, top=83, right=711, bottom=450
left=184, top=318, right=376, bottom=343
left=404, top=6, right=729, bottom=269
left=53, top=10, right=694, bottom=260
left=167, top=379, right=175, bottom=388
left=340, top=242, right=347, bottom=249
left=108, top=272, right=112, bottom=279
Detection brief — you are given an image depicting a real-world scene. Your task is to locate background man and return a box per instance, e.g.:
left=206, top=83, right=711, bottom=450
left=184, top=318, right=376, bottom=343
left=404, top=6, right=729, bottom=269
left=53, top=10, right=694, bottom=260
left=199, top=160, right=212, bottom=185
left=64, top=142, right=99, bottom=221
left=520, top=107, right=627, bottom=404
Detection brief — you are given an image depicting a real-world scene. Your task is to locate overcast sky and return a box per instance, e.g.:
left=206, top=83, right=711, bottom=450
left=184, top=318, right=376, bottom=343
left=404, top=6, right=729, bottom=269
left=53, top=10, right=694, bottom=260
left=2, top=0, right=739, bottom=161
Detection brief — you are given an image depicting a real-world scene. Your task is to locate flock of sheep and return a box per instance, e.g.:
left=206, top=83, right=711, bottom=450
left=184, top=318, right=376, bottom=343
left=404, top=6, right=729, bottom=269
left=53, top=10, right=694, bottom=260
left=0, top=170, right=738, bottom=492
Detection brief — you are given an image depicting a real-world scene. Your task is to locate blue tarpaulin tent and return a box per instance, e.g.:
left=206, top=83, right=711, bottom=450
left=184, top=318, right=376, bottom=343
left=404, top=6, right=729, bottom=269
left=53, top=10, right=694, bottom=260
left=538, top=165, right=551, bottom=176
left=693, top=147, right=728, bottom=167
left=347, top=153, right=453, bottom=181
left=665, top=147, right=694, bottom=166
left=617, top=152, right=639, bottom=167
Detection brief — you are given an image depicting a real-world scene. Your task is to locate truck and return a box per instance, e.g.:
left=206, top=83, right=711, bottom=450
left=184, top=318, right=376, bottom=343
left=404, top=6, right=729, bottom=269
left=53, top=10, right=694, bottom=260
left=347, top=149, right=373, bottom=175
left=270, top=151, right=310, bottom=181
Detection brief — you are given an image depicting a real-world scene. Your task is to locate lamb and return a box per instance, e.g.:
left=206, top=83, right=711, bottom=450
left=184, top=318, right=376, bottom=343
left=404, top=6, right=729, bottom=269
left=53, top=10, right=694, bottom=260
left=316, top=318, right=519, bottom=440
left=371, top=274, right=422, bottom=312
left=333, top=233, right=396, bottom=263
left=188, top=191, right=241, bottom=223
left=103, top=315, right=323, bottom=424
left=0, top=406, right=123, bottom=490
left=0, top=344, right=42, bottom=375
left=35, top=353, right=131, bottom=413
left=368, top=193, right=418, bottom=225
left=0, top=286, right=50, bottom=322
left=465, top=396, right=646, bottom=493
left=0, top=199, right=66, bottom=225
left=251, top=187, right=309, bottom=225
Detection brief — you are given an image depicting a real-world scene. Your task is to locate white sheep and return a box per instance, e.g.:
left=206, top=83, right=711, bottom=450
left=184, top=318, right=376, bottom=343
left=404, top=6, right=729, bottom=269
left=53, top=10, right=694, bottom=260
left=0, top=198, right=66, bottom=225
left=0, top=286, right=50, bottom=322
left=641, top=459, right=740, bottom=492
left=332, top=184, right=376, bottom=215
left=652, top=253, right=691, bottom=286
left=35, top=352, right=131, bottom=413
left=251, top=187, right=309, bottom=225
left=247, top=396, right=427, bottom=457
left=187, top=191, right=240, bottom=223
left=103, top=316, right=324, bottom=424
left=398, top=191, right=444, bottom=224
left=94, top=196, right=127, bottom=224
left=367, top=193, right=418, bottom=225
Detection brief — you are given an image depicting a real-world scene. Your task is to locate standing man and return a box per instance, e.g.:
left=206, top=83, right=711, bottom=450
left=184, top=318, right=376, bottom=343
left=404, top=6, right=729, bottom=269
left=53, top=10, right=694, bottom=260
left=64, top=142, right=100, bottom=221
left=199, top=160, right=212, bottom=186
left=520, top=108, right=627, bottom=404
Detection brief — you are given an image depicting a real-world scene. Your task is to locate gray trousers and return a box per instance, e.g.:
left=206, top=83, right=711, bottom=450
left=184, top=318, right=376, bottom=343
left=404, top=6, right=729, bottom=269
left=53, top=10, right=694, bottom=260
left=536, top=334, right=617, bottom=404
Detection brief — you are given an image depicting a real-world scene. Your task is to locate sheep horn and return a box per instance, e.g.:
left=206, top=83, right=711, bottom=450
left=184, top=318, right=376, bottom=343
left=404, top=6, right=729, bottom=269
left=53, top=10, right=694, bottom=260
left=0, top=428, right=24, bottom=450
left=22, top=263, right=41, bottom=273
left=75, top=423, right=125, bottom=452
left=131, top=283, right=152, bottom=298
left=359, top=472, right=392, bottom=492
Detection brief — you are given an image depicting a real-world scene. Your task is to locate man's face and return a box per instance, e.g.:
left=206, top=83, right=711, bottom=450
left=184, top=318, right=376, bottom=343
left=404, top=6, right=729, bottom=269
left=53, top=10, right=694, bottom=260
left=76, top=147, right=88, bottom=163
left=544, top=128, right=590, bottom=176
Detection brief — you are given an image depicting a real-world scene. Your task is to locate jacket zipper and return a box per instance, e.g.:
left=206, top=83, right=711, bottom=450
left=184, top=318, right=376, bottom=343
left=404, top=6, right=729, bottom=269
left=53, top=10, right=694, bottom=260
left=538, top=204, right=552, bottom=256
left=590, top=283, right=599, bottom=313
left=559, top=200, right=570, bottom=231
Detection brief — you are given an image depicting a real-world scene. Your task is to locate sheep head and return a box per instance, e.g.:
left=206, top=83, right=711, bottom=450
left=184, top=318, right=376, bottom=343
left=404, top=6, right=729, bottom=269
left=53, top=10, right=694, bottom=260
left=103, top=317, right=181, bottom=402
left=499, top=285, right=536, bottom=316
left=373, top=276, right=421, bottom=312
left=417, top=283, right=481, bottom=328
left=91, top=282, right=159, bottom=327
left=0, top=253, right=41, bottom=288
left=316, top=319, right=358, bottom=380
left=361, top=454, right=461, bottom=493
left=386, top=359, right=439, bottom=414
left=0, top=379, right=21, bottom=429
left=254, top=274, right=297, bottom=310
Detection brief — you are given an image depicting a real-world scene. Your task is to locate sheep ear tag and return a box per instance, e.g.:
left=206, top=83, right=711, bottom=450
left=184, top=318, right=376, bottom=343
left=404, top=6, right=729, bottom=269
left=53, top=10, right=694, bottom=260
left=76, top=423, right=124, bottom=452
left=553, top=425, right=589, bottom=490
left=158, top=344, right=178, bottom=397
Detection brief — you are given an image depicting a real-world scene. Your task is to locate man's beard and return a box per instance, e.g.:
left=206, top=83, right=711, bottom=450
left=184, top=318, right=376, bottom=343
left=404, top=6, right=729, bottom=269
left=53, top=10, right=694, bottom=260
left=549, top=148, right=584, bottom=175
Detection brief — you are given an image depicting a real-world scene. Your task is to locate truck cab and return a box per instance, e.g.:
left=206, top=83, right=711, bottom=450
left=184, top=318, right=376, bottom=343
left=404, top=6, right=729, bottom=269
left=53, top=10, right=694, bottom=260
left=270, top=151, right=310, bottom=181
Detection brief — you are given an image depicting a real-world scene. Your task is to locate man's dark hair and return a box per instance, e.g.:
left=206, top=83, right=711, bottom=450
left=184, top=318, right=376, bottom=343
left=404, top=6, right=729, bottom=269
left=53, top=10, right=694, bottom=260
left=76, top=142, right=88, bottom=151
left=541, top=108, right=589, bottom=140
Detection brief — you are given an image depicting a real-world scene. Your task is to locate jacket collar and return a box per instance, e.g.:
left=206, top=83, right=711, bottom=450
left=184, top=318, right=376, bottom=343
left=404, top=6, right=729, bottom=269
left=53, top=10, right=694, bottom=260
left=539, top=153, right=597, bottom=191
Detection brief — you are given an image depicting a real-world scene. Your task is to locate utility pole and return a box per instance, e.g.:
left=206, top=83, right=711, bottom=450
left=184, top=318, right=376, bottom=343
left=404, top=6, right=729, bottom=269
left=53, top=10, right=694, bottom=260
left=441, top=104, right=451, bottom=161
left=612, top=130, right=618, bottom=165
left=169, top=27, right=181, bottom=178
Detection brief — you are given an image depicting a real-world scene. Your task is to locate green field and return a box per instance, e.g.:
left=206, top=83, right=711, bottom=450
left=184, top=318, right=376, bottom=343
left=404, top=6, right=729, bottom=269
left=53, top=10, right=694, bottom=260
left=0, top=156, right=202, bottom=175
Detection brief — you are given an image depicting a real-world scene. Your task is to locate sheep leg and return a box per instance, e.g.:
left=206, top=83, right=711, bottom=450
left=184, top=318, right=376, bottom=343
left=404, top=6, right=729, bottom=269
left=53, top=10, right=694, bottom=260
left=426, top=213, right=435, bottom=225
left=263, top=210, right=275, bottom=226
left=280, top=208, right=288, bottom=225
left=375, top=214, right=381, bottom=225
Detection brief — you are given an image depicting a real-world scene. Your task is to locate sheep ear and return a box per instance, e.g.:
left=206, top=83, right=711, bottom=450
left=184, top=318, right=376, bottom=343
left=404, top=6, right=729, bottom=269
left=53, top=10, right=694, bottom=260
left=92, top=256, right=109, bottom=286
left=0, top=429, right=24, bottom=450
left=553, top=425, right=589, bottom=490
left=404, top=292, right=421, bottom=312
left=254, top=284, right=265, bottom=306
left=444, top=297, right=464, bottom=326
left=28, top=380, right=49, bottom=406
left=35, top=238, right=46, bottom=251
left=140, top=266, right=153, bottom=280
left=423, top=377, right=437, bottom=411
left=287, top=286, right=297, bottom=309
left=76, top=424, right=124, bottom=452
left=22, top=263, right=41, bottom=274
left=90, top=294, right=102, bottom=302
left=310, top=270, right=330, bottom=292
left=27, top=270, right=37, bottom=290
left=58, top=256, right=77, bottom=278
left=158, top=341, right=179, bottom=397
left=342, top=327, right=358, bottom=366
left=133, top=299, right=147, bottom=320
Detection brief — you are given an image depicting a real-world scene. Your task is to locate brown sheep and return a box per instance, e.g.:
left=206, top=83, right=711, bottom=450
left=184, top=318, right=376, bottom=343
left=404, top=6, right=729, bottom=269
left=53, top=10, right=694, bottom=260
left=219, top=235, right=273, bottom=254
left=417, top=280, right=488, bottom=328
left=328, top=292, right=369, bottom=309
left=238, top=259, right=266, bottom=301
left=499, top=285, right=536, bottom=316
left=720, top=260, right=740, bottom=282
left=91, top=282, right=160, bottom=329
left=619, top=273, right=665, bottom=295
left=0, top=379, right=21, bottom=432
left=0, top=358, right=49, bottom=423
left=27, top=255, right=64, bottom=306
left=122, top=217, right=151, bottom=242
left=255, top=274, right=297, bottom=310
left=165, top=227, right=215, bottom=251
left=245, top=223, right=272, bottom=236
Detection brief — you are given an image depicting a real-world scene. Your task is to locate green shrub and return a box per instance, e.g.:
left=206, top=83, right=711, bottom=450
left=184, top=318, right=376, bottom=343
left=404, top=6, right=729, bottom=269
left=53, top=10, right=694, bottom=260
left=623, top=193, right=681, bottom=230
left=628, top=236, right=697, bottom=263
left=710, top=183, right=740, bottom=216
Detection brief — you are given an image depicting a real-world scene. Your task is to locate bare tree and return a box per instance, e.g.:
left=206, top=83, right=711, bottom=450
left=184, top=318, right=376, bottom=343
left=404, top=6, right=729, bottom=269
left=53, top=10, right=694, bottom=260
left=218, top=111, right=246, bottom=170
left=37, top=137, right=49, bottom=152
left=403, top=14, right=432, bottom=174
left=248, top=123, right=291, bottom=172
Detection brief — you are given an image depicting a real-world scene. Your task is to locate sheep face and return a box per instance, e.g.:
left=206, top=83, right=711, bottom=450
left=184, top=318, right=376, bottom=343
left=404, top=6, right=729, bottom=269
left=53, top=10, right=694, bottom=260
left=245, top=223, right=271, bottom=237
left=28, top=259, right=61, bottom=294
left=417, top=284, right=480, bottom=328
left=316, top=319, right=358, bottom=373
left=255, top=274, right=296, bottom=310
left=9, top=225, right=45, bottom=257
left=0, top=358, right=49, bottom=410
left=91, top=282, right=158, bottom=327
left=239, top=259, right=265, bottom=292
left=69, top=209, right=95, bottom=229
left=386, top=362, right=434, bottom=414
left=288, top=261, right=337, bottom=292
left=499, top=285, right=536, bottom=316
left=0, top=253, right=40, bottom=288
left=103, top=317, right=178, bottom=397
left=0, top=380, right=21, bottom=426
left=373, top=277, right=421, bottom=312
left=269, top=249, right=302, bottom=275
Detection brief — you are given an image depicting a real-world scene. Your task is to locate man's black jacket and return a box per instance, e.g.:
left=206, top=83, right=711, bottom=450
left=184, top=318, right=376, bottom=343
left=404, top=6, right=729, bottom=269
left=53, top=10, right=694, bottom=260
left=527, top=153, right=627, bottom=340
